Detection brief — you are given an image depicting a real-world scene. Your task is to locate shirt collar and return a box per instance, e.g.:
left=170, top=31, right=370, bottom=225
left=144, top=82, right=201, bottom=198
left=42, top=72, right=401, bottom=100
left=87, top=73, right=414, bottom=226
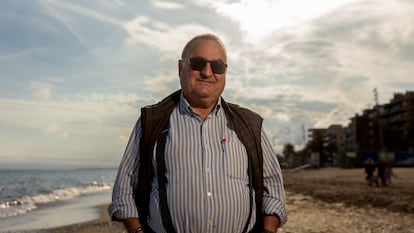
left=179, top=92, right=222, bottom=117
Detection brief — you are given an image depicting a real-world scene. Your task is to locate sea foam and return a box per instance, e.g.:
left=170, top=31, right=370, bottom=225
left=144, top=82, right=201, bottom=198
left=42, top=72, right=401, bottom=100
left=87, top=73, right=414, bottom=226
left=0, top=181, right=112, bottom=219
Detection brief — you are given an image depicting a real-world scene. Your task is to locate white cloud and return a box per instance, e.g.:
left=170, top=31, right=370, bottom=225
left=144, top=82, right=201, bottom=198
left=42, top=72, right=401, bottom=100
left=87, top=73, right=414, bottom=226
left=0, top=92, right=140, bottom=136
left=30, top=81, right=52, bottom=100
left=40, top=0, right=124, bottom=49
left=123, top=16, right=217, bottom=57
left=0, top=92, right=143, bottom=166
left=44, top=122, right=67, bottom=136
left=254, top=105, right=292, bottom=123
left=152, top=0, right=183, bottom=9
left=223, top=0, right=414, bottom=129
left=0, top=48, right=45, bottom=60
left=112, top=0, right=125, bottom=7
left=228, top=84, right=304, bottom=101
left=2, top=0, right=414, bottom=166
left=143, top=72, right=179, bottom=94
left=42, top=0, right=122, bottom=26
left=198, top=0, right=355, bottom=42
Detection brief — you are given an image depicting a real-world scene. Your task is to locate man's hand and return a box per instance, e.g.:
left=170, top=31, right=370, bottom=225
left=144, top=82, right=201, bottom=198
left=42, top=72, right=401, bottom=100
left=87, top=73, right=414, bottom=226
left=123, top=218, right=142, bottom=232
left=263, top=215, right=280, bottom=233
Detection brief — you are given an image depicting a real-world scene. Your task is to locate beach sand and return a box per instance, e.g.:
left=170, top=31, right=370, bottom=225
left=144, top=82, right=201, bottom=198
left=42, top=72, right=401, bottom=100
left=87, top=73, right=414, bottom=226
left=280, top=167, right=414, bottom=233
left=4, top=167, right=414, bottom=233
left=29, top=205, right=126, bottom=233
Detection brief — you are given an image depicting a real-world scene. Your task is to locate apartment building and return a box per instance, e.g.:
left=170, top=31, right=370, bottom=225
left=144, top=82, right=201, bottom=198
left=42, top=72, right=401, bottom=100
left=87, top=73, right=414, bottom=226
left=307, top=91, right=414, bottom=167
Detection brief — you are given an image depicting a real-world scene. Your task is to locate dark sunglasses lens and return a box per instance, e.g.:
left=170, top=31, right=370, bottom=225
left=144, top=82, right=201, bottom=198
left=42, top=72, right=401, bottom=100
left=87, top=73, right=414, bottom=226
left=189, top=57, right=207, bottom=71
left=210, top=60, right=226, bottom=74
left=189, top=57, right=227, bottom=74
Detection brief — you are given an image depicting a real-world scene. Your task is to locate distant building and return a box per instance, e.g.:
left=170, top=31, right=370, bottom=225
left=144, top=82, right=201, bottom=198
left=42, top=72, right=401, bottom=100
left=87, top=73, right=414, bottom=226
left=307, top=128, right=326, bottom=167
left=381, top=91, right=414, bottom=152
left=306, top=90, right=414, bottom=167
left=324, top=125, right=345, bottom=166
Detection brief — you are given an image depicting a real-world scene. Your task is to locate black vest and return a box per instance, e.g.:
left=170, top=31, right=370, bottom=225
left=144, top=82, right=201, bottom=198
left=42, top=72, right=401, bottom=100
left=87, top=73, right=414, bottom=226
left=136, top=90, right=264, bottom=231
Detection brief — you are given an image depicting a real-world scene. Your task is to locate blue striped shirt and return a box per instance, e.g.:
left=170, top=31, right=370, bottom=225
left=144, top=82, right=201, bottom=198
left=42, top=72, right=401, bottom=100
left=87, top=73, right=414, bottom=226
left=109, top=94, right=287, bottom=233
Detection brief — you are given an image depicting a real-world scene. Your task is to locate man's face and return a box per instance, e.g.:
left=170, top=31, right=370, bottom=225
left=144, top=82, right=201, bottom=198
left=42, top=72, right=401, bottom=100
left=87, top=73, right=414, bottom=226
left=178, top=39, right=226, bottom=107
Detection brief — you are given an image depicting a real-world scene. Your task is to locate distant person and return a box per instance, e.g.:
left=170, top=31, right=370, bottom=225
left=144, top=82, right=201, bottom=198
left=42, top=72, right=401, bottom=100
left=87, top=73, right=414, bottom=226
left=108, top=33, right=287, bottom=233
left=364, top=158, right=378, bottom=186
left=377, top=159, right=386, bottom=186
left=383, top=161, right=397, bottom=186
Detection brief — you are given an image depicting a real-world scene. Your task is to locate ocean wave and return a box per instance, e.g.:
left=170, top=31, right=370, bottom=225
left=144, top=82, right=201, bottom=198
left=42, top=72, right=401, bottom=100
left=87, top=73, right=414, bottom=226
left=0, top=181, right=112, bottom=219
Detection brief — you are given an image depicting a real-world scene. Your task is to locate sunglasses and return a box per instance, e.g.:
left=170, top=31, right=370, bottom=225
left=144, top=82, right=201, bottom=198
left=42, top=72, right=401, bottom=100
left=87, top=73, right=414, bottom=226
left=182, top=57, right=227, bottom=74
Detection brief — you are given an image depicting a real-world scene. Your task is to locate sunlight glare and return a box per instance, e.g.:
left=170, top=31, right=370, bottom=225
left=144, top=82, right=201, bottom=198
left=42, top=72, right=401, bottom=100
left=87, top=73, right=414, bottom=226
left=214, top=0, right=355, bottom=42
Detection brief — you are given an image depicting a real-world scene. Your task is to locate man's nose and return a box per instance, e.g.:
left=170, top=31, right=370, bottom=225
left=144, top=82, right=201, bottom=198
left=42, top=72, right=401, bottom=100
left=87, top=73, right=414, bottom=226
left=200, top=62, right=213, bottom=78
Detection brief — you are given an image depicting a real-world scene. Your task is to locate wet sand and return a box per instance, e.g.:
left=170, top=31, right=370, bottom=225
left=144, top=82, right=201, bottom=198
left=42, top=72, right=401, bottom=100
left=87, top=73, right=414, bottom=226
left=6, top=167, right=414, bottom=233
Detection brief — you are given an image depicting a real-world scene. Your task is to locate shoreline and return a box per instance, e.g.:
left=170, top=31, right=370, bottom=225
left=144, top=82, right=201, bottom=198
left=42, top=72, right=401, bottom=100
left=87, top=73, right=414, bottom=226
left=38, top=204, right=125, bottom=233
left=2, top=167, right=413, bottom=233
left=1, top=204, right=126, bottom=233
left=0, top=190, right=116, bottom=233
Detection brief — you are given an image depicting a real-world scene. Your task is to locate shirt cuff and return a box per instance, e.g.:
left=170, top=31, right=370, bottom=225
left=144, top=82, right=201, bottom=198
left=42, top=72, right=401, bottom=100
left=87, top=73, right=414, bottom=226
left=262, top=197, right=288, bottom=225
left=108, top=200, right=139, bottom=221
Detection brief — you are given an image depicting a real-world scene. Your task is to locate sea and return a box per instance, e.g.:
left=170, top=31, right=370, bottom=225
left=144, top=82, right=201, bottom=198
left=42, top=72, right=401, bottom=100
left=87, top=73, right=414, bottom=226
left=0, top=168, right=117, bottom=222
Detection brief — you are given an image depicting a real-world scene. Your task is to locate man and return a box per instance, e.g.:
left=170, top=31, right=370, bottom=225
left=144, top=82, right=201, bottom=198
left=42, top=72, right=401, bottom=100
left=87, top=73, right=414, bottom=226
left=109, top=33, right=287, bottom=233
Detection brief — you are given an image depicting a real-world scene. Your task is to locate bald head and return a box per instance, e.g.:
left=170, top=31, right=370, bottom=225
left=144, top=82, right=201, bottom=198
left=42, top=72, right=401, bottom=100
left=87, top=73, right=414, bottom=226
left=181, top=33, right=227, bottom=61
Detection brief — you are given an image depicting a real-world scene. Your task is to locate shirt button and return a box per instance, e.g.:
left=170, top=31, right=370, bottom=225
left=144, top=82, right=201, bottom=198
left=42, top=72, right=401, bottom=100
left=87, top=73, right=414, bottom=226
left=208, top=219, right=213, bottom=225
left=207, top=192, right=212, bottom=196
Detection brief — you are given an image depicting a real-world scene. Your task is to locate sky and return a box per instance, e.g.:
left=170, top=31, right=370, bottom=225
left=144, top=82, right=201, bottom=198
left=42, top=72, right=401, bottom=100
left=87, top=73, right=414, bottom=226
left=1, top=0, right=413, bottom=169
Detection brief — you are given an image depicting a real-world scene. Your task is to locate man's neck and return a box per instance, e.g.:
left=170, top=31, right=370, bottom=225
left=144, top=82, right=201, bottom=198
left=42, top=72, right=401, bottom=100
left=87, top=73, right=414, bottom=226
left=192, top=106, right=215, bottom=120
left=183, top=95, right=219, bottom=120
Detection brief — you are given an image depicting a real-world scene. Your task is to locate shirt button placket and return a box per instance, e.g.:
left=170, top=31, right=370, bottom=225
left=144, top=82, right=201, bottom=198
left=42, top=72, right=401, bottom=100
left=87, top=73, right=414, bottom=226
left=203, top=120, right=214, bottom=233
left=207, top=219, right=214, bottom=233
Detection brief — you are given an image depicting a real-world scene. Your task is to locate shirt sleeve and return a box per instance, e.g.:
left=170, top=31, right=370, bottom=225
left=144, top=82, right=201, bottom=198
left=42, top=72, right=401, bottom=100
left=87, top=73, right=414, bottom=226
left=108, top=118, right=142, bottom=220
left=261, top=127, right=288, bottom=225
